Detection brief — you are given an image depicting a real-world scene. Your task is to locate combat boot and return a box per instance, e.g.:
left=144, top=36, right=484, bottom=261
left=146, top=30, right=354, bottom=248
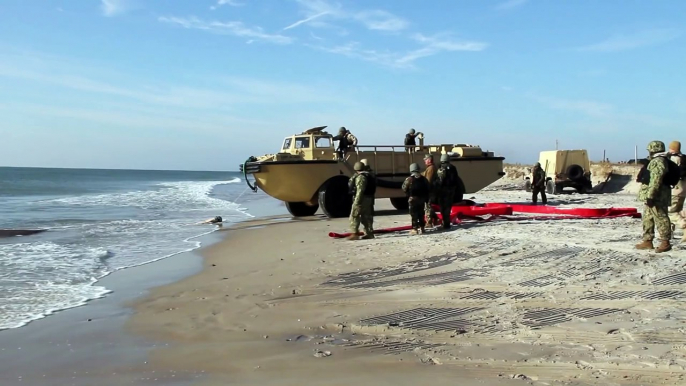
left=409, top=229, right=418, bottom=235
left=635, top=240, right=653, bottom=250
left=656, top=240, right=672, bottom=253
left=346, top=233, right=360, bottom=241
left=361, top=233, right=375, bottom=240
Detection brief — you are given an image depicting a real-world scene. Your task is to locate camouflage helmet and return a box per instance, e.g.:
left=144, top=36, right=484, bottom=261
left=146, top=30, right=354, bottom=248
left=409, top=163, right=420, bottom=173
left=353, top=161, right=365, bottom=171
left=409, top=128, right=415, bottom=134
left=440, top=153, right=450, bottom=163
left=647, top=140, right=665, bottom=153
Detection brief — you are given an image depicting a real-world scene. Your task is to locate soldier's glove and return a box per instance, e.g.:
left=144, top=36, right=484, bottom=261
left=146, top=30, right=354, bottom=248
left=646, top=198, right=655, bottom=208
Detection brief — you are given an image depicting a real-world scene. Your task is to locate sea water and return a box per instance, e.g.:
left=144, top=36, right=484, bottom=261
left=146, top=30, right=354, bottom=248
left=0, top=167, right=264, bottom=330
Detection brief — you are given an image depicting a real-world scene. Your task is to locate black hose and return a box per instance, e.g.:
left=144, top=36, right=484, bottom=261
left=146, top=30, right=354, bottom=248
left=243, top=156, right=258, bottom=192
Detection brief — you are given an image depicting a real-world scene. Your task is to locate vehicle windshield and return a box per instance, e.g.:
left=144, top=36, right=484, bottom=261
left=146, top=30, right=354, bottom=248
left=294, top=136, right=310, bottom=149
left=282, top=138, right=292, bottom=150
left=315, top=136, right=332, bottom=148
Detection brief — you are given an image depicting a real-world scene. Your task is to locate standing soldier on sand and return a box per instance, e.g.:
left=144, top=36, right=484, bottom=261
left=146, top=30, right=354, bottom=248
left=531, top=162, right=548, bottom=205
left=636, top=140, right=672, bottom=253
left=666, top=141, right=686, bottom=233
left=360, top=159, right=376, bottom=216
left=402, top=163, right=430, bottom=235
left=347, top=161, right=375, bottom=240
left=435, top=154, right=459, bottom=230
left=422, top=154, right=439, bottom=228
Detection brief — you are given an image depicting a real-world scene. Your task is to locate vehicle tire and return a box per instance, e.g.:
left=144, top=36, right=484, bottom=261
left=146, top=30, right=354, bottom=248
left=567, top=164, right=584, bottom=181
left=285, top=202, right=318, bottom=217
left=390, top=197, right=409, bottom=211
left=318, top=177, right=353, bottom=218
left=545, top=180, right=555, bottom=194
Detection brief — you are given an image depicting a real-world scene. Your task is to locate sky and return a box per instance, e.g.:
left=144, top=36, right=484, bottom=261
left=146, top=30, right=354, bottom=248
left=0, top=0, right=685, bottom=171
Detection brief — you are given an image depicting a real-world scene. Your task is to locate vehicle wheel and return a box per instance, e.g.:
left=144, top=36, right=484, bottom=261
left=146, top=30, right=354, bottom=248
left=545, top=180, right=555, bottom=194
left=318, top=177, right=352, bottom=218
left=285, top=202, right=318, bottom=217
left=567, top=164, right=584, bottom=181
left=390, top=197, right=409, bottom=211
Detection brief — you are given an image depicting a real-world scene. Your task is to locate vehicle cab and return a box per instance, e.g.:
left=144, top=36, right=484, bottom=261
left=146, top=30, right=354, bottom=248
left=274, top=126, right=336, bottom=161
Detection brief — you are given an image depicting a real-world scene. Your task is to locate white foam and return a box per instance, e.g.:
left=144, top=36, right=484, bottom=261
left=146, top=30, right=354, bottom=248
left=0, top=242, right=111, bottom=330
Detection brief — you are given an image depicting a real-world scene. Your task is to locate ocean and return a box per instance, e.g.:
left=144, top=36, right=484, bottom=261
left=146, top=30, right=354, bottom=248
left=0, top=167, right=266, bottom=330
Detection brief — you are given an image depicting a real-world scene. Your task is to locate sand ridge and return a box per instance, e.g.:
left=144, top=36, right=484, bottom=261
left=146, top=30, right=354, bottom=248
left=127, top=187, right=686, bottom=385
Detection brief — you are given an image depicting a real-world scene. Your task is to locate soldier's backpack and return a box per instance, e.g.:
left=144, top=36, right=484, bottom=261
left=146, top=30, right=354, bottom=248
left=409, top=175, right=429, bottom=198
left=660, top=155, right=681, bottom=187
left=345, top=132, right=358, bottom=147
left=437, top=164, right=458, bottom=189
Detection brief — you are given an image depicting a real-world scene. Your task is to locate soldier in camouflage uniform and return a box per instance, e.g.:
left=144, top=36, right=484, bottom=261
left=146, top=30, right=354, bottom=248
left=347, top=161, right=375, bottom=240
left=402, top=163, right=430, bottom=235
left=636, top=140, right=672, bottom=253
left=435, top=153, right=460, bottom=229
left=422, top=154, right=439, bottom=228
left=360, top=159, right=376, bottom=216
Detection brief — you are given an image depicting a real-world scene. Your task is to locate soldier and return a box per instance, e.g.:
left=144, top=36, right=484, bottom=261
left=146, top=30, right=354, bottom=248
left=360, top=158, right=376, bottom=215
left=402, top=163, right=430, bottom=234
left=347, top=161, right=375, bottom=240
left=636, top=140, right=672, bottom=253
left=404, top=128, right=424, bottom=149
left=435, top=154, right=460, bottom=229
left=332, top=127, right=357, bottom=160
left=667, top=141, right=686, bottom=231
left=422, top=154, right=439, bottom=228
left=531, top=162, right=548, bottom=204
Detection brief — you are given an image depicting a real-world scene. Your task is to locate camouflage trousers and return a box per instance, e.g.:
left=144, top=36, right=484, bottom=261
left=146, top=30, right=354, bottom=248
left=642, top=204, right=672, bottom=241
left=350, top=197, right=374, bottom=234
left=425, top=194, right=439, bottom=226
left=409, top=197, right=426, bottom=230
left=437, top=190, right=455, bottom=228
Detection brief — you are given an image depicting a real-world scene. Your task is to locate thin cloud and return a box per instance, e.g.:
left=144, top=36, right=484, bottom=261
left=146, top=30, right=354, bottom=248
left=211, top=0, right=244, bottom=10
left=494, top=0, right=529, bottom=11
left=158, top=16, right=293, bottom=44
left=353, top=10, right=408, bottom=32
left=288, top=0, right=407, bottom=32
left=283, top=11, right=329, bottom=31
left=573, top=28, right=681, bottom=52
left=101, top=0, right=137, bottom=17
left=308, top=34, right=487, bottom=69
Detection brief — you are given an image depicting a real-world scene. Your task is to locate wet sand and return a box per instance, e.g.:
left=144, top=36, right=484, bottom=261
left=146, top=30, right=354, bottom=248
left=126, top=184, right=686, bottom=386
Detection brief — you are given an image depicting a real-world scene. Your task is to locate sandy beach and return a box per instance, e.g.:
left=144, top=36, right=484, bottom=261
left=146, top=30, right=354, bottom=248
left=125, top=173, right=686, bottom=386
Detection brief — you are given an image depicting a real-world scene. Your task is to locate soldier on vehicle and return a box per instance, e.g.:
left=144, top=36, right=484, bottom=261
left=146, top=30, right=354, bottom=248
left=402, top=163, right=430, bottom=235
left=666, top=141, right=686, bottom=232
left=636, top=140, right=673, bottom=253
left=332, top=127, right=358, bottom=160
left=435, top=154, right=460, bottom=230
left=404, top=129, right=424, bottom=148
left=531, top=162, right=548, bottom=205
left=422, top=154, right=439, bottom=227
left=347, top=161, right=375, bottom=240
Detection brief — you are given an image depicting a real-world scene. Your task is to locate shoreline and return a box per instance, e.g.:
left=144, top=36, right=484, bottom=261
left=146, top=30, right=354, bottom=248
left=0, top=194, right=288, bottom=386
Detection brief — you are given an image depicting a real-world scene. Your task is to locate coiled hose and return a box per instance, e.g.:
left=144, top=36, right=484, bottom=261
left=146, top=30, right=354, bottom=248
left=243, top=156, right=258, bottom=192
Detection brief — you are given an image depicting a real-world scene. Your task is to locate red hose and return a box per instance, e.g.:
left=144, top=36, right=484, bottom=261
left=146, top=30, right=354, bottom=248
left=328, top=202, right=641, bottom=238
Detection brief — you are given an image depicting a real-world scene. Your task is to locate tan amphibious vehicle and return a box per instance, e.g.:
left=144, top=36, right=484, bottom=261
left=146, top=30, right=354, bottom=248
left=239, top=126, right=506, bottom=218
